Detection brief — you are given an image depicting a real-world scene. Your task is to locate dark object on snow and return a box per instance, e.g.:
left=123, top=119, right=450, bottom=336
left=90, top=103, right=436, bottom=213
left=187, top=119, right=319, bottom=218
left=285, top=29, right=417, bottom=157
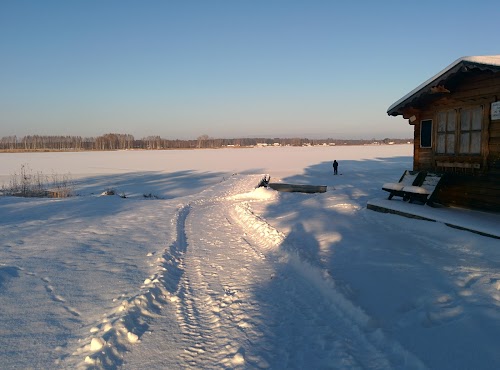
left=256, top=175, right=271, bottom=188
left=268, top=183, right=327, bottom=194
left=333, top=160, right=339, bottom=175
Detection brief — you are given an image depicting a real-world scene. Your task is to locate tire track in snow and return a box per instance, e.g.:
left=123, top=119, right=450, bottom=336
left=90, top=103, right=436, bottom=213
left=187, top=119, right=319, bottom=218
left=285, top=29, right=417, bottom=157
left=174, top=200, right=266, bottom=368
left=166, top=190, right=425, bottom=369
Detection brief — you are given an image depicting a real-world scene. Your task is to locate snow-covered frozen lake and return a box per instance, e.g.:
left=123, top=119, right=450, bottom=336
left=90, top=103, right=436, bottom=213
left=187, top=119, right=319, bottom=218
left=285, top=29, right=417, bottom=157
left=1, top=144, right=499, bottom=369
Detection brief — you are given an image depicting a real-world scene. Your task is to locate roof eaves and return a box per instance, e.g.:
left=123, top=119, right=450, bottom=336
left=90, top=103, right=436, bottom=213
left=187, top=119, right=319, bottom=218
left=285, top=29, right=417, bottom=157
left=387, top=55, right=500, bottom=117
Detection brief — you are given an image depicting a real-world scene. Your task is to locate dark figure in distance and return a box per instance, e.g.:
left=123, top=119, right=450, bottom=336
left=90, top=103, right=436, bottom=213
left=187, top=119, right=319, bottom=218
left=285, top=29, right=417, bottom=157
left=333, top=160, right=338, bottom=175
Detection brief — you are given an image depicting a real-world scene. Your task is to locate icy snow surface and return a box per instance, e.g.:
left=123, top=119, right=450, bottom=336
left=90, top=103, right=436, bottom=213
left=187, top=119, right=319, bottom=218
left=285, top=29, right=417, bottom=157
left=1, top=145, right=499, bottom=369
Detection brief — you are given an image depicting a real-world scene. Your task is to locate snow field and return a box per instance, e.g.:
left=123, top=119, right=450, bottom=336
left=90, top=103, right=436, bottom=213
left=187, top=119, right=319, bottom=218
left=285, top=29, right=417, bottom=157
left=2, top=145, right=500, bottom=369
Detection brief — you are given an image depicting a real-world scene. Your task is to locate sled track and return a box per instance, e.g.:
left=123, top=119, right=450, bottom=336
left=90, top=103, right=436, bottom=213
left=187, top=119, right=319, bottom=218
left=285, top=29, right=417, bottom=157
left=169, top=197, right=425, bottom=369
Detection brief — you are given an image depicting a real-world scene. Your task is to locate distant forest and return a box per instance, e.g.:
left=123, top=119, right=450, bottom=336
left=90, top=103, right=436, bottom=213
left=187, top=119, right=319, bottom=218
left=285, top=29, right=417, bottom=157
left=0, top=133, right=412, bottom=151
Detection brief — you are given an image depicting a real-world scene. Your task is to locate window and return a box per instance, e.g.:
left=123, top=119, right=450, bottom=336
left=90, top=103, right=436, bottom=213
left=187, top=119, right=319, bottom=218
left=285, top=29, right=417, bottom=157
left=420, top=120, right=432, bottom=148
left=459, top=107, right=482, bottom=154
left=435, top=106, right=483, bottom=155
left=436, top=110, right=456, bottom=154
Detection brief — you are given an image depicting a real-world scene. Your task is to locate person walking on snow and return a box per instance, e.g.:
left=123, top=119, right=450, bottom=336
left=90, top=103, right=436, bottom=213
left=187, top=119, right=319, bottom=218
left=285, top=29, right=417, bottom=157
left=333, top=160, right=338, bottom=175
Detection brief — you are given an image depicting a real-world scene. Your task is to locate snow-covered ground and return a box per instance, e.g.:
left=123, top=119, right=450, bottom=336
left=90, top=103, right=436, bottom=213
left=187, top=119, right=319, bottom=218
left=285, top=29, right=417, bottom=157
left=1, top=145, right=499, bottom=369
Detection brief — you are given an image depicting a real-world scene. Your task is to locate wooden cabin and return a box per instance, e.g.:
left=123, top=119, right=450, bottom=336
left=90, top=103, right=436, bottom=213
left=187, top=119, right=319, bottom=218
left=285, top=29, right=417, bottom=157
left=387, top=56, right=500, bottom=212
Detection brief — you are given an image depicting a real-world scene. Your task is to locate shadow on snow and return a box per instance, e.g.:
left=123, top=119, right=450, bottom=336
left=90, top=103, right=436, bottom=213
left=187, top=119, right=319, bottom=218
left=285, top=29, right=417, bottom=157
left=247, top=155, right=500, bottom=369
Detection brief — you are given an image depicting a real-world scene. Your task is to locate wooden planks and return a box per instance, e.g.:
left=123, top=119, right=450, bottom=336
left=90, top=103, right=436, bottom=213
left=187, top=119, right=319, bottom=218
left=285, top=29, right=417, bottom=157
left=435, top=174, right=500, bottom=212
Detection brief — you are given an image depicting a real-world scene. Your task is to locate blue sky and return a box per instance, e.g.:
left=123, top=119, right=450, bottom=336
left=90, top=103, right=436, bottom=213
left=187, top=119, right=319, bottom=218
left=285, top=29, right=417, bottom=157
left=1, top=0, right=499, bottom=140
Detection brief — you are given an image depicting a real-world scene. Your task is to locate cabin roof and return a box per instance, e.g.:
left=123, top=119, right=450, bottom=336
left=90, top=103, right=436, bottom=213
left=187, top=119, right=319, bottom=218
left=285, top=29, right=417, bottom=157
left=387, top=55, right=500, bottom=117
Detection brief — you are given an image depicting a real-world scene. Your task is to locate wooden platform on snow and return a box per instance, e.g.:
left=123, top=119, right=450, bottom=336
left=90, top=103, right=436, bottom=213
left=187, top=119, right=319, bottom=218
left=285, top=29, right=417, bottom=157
left=268, top=183, right=327, bottom=194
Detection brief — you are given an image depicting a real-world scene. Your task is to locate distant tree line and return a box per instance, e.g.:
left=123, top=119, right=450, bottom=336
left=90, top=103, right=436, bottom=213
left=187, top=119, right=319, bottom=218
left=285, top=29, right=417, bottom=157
left=0, top=133, right=412, bottom=151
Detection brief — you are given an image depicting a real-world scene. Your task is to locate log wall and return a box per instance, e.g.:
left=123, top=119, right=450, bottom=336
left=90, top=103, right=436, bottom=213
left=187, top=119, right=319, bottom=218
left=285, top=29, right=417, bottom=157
left=409, top=71, right=500, bottom=212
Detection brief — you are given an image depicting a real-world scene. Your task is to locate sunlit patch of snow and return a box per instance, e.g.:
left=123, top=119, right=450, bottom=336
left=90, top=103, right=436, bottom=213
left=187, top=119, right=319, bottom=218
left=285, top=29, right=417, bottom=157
left=231, top=352, right=245, bottom=366
left=318, top=232, right=342, bottom=260
left=327, top=202, right=362, bottom=215
left=90, top=337, right=105, bottom=352
left=226, top=186, right=277, bottom=201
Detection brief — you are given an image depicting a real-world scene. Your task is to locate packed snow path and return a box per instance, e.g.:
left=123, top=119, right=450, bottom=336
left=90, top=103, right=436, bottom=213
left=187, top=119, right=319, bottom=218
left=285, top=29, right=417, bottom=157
left=118, top=176, right=422, bottom=369
left=176, top=203, right=373, bottom=368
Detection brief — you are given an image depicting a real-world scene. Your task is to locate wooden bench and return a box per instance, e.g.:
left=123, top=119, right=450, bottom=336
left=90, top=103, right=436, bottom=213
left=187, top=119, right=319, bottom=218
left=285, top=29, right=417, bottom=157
left=403, top=172, right=443, bottom=206
left=382, top=170, right=424, bottom=200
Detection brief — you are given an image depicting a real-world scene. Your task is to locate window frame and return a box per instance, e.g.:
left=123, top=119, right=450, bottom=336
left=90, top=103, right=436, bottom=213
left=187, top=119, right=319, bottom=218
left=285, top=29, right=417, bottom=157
left=420, top=119, right=433, bottom=148
left=436, top=110, right=457, bottom=155
left=434, top=105, right=483, bottom=156
left=459, top=106, right=483, bottom=155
